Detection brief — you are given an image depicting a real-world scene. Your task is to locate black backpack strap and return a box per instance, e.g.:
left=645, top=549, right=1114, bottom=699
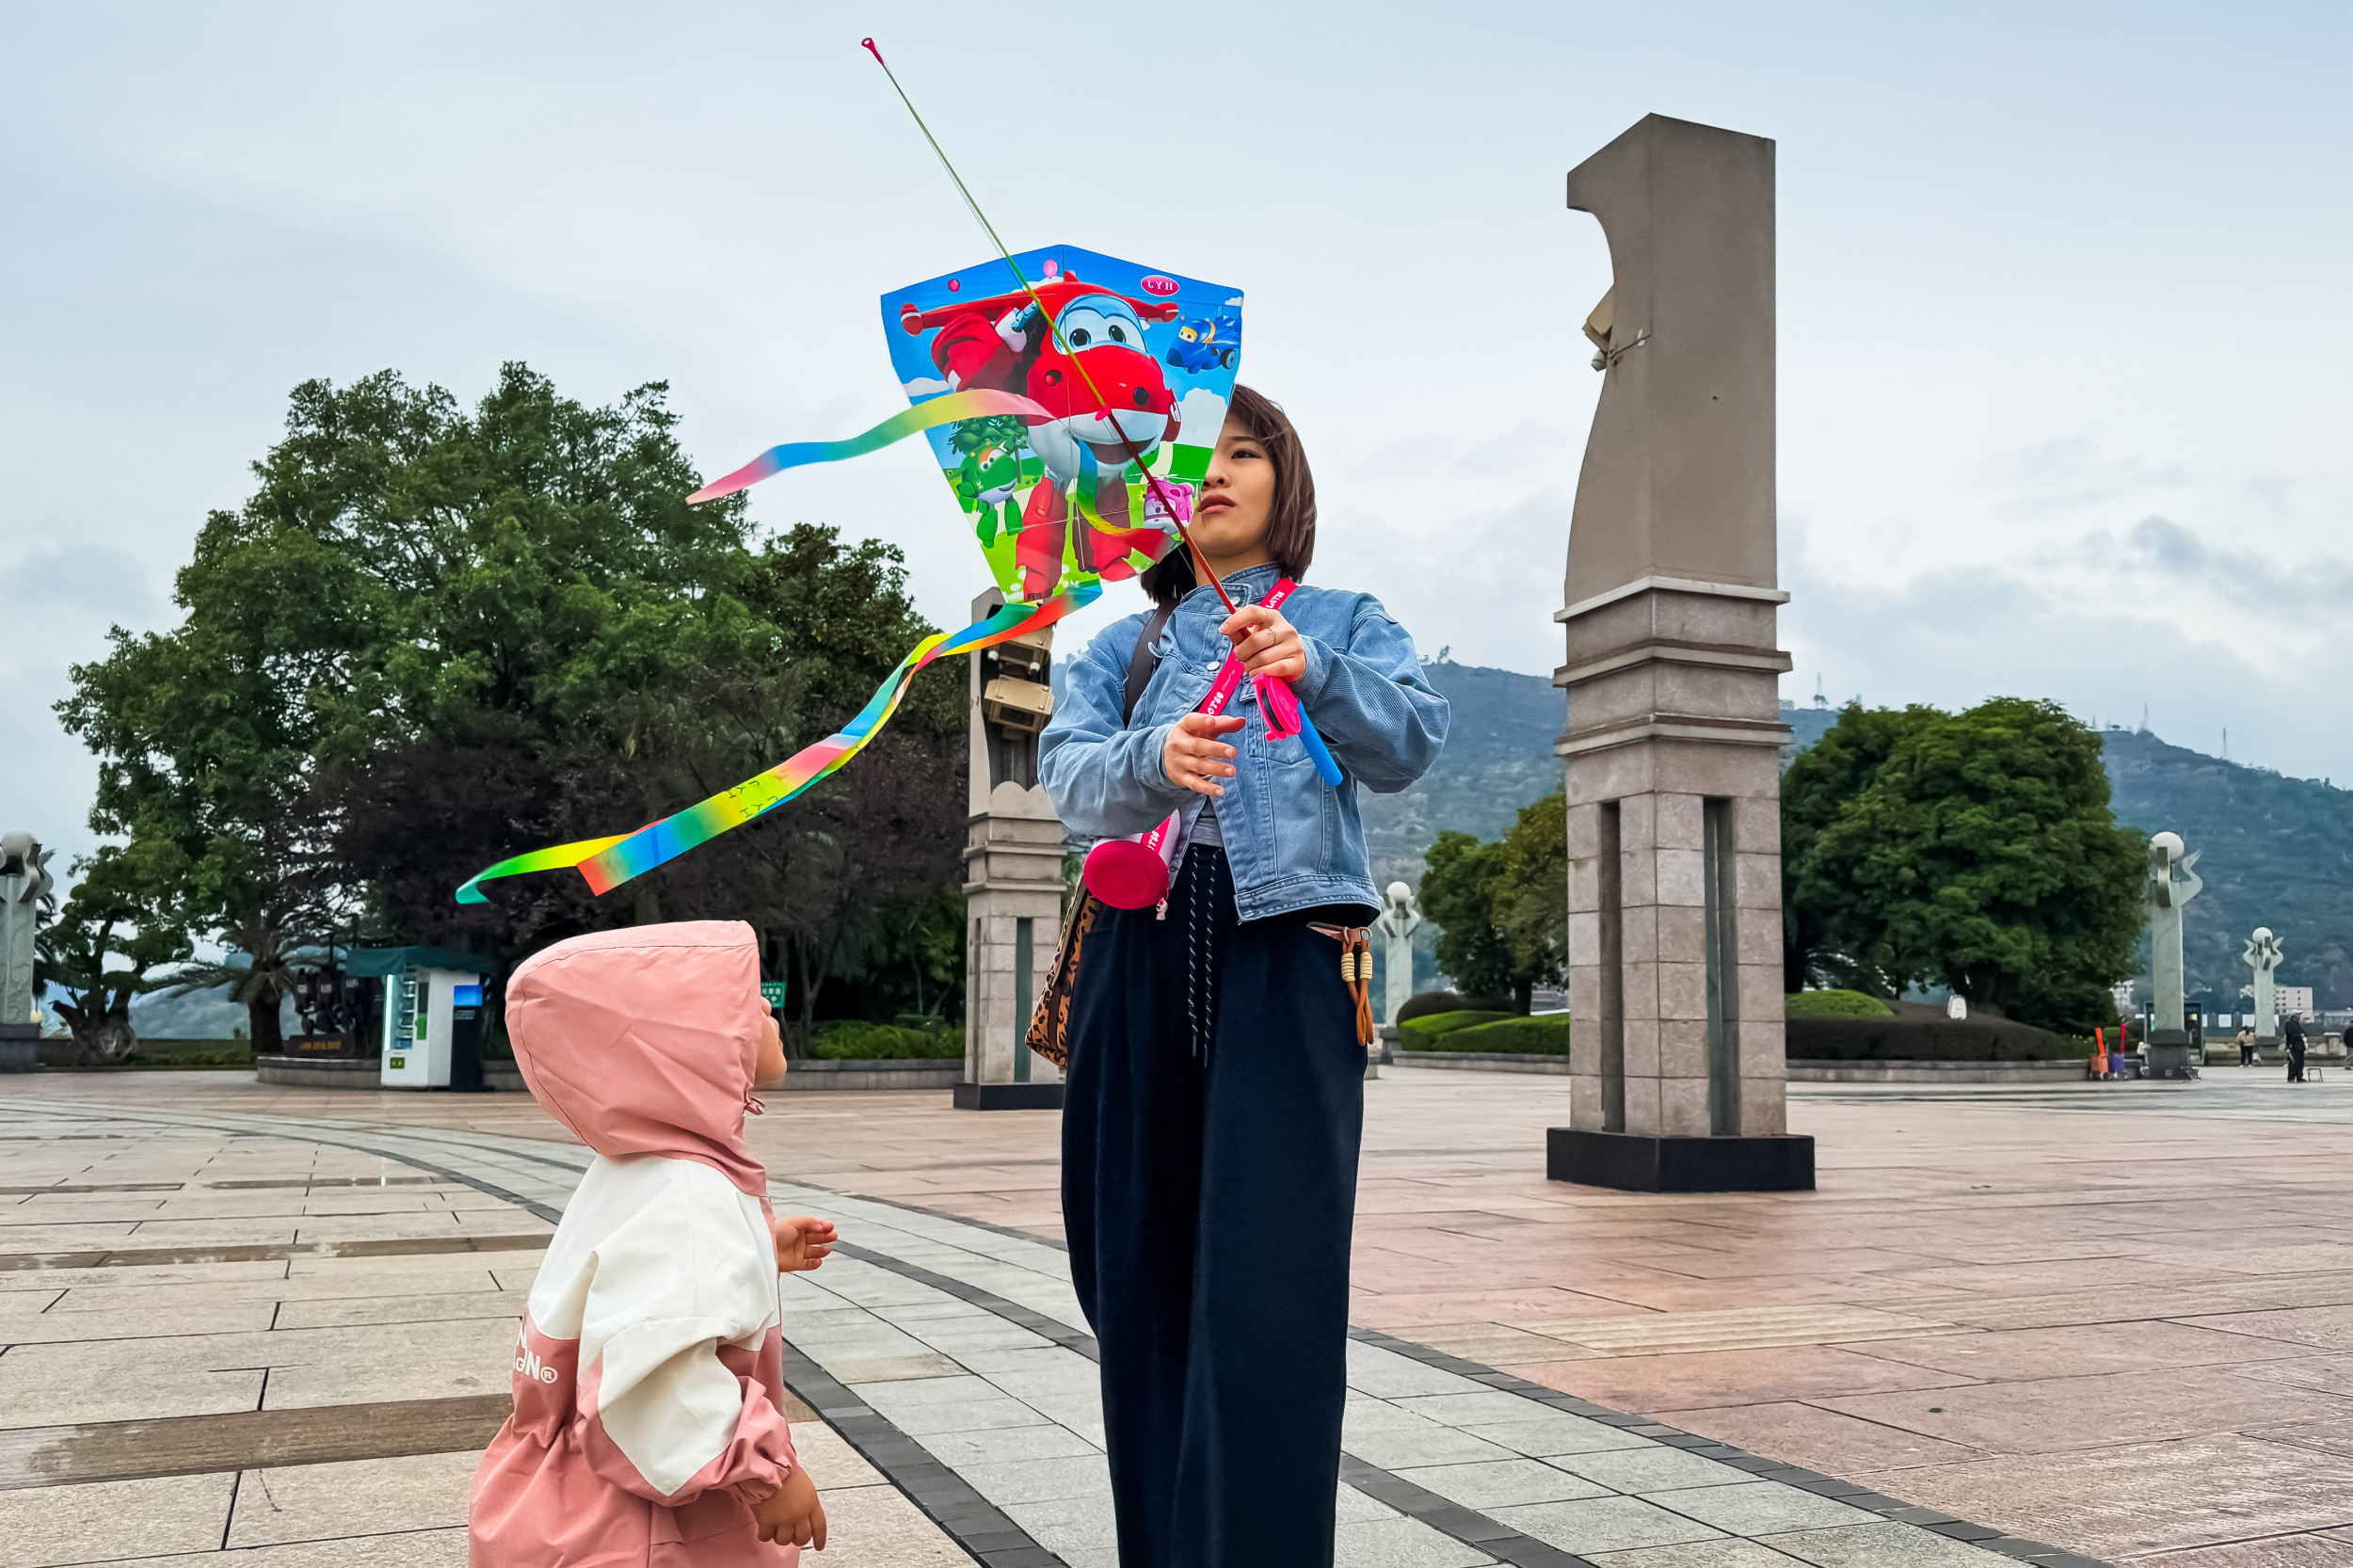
left=1122, top=603, right=1176, bottom=725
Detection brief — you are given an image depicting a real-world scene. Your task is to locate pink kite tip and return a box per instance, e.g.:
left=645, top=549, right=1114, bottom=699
left=860, top=37, right=885, bottom=65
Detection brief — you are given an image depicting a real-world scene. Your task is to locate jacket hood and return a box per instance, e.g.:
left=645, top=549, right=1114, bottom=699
left=505, top=920, right=769, bottom=1198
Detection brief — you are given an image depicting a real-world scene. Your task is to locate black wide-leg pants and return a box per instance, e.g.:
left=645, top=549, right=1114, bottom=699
left=1062, top=846, right=1369, bottom=1568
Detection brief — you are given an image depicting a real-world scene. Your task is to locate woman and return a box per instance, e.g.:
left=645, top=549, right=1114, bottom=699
left=1039, top=386, right=1449, bottom=1567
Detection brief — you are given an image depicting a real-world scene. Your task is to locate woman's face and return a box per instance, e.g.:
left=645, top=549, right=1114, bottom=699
left=1190, top=415, right=1275, bottom=568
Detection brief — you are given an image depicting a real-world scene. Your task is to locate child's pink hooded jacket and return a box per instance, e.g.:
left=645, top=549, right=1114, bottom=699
left=471, top=921, right=799, bottom=1568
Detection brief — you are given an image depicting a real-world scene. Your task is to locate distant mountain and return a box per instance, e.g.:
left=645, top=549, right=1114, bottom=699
left=121, top=984, right=297, bottom=1041
left=1362, top=669, right=2353, bottom=1008
left=2102, top=730, right=2353, bottom=1009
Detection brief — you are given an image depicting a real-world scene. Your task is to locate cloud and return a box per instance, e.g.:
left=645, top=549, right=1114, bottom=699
left=1175, top=387, right=1226, bottom=447
left=901, top=376, right=950, bottom=398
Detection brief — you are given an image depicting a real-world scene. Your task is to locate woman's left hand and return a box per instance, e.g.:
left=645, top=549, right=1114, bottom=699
left=1221, top=603, right=1306, bottom=683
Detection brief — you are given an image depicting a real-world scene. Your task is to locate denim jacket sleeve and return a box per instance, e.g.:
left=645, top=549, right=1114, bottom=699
left=1037, top=615, right=1192, bottom=840
left=1293, top=596, right=1449, bottom=794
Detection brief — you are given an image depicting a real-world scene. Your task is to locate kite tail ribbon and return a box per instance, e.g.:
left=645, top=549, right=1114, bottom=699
left=455, top=583, right=1098, bottom=904
left=686, top=389, right=1048, bottom=504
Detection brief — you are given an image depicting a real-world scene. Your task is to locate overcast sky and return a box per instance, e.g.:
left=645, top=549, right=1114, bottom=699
left=7, top=2, right=2350, bottom=874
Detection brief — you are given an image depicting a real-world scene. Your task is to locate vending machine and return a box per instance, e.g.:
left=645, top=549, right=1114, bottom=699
left=380, top=964, right=482, bottom=1088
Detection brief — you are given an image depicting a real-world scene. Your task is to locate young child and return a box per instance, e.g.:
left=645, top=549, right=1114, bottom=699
left=472, top=920, right=832, bottom=1564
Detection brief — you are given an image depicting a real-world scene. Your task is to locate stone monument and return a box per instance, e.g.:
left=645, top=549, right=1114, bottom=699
left=2144, top=831, right=2203, bottom=1078
left=2244, top=927, right=2283, bottom=1047
left=0, top=832, right=56, bottom=1073
left=1550, top=115, right=1811, bottom=1192
left=955, top=591, right=1067, bottom=1110
left=1372, top=881, right=1422, bottom=1028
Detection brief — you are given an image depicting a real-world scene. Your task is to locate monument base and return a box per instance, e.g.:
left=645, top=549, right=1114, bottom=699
left=952, top=1082, right=1064, bottom=1112
left=2145, top=1029, right=2198, bottom=1080
left=0, top=1023, right=42, bottom=1074
left=1548, top=1128, right=1815, bottom=1192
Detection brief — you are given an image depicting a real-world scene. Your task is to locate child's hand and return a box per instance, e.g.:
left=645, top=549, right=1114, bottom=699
left=754, top=1465, right=825, bottom=1550
left=773, top=1215, right=837, bottom=1273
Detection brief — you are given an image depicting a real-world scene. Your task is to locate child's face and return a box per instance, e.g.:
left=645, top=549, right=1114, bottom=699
left=755, top=1004, right=788, bottom=1088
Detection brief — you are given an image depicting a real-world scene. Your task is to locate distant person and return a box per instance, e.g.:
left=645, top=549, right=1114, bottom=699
left=2286, top=1012, right=2309, bottom=1083
left=2237, top=1024, right=2257, bottom=1066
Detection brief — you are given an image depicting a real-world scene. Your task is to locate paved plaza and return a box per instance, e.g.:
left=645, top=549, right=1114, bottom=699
left=4, top=1066, right=2352, bottom=1566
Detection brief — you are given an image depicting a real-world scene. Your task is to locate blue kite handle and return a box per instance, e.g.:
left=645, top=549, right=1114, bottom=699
left=1296, top=711, right=1343, bottom=788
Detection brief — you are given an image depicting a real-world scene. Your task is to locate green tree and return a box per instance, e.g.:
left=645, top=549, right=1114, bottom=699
left=1788, top=697, right=2144, bottom=1032
left=1493, top=791, right=1567, bottom=1001
left=35, top=847, right=191, bottom=1063
left=1420, top=791, right=1567, bottom=1015
left=1779, top=704, right=1938, bottom=993
left=61, top=366, right=968, bottom=1051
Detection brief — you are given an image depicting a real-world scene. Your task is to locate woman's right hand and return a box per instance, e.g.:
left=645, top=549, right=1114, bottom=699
left=1163, top=712, right=1244, bottom=797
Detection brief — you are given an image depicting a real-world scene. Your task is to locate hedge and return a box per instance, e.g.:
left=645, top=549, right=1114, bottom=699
left=1785, top=989, right=1894, bottom=1018
left=35, top=1037, right=258, bottom=1069
left=1397, top=991, right=1514, bottom=1024
left=1785, top=1016, right=2089, bottom=1062
left=809, top=1021, right=965, bottom=1061
left=1410, top=1015, right=1573, bottom=1055
left=1399, top=1010, right=1515, bottom=1042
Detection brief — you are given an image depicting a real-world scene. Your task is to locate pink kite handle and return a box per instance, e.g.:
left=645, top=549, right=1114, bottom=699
left=1080, top=577, right=1326, bottom=910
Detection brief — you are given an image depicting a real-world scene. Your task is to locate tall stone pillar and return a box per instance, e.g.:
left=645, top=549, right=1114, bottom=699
left=954, top=591, right=1067, bottom=1110
left=1547, top=115, right=1813, bottom=1192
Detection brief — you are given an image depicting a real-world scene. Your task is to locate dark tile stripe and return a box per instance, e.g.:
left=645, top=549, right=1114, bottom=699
left=780, top=1336, right=1064, bottom=1568
left=831, top=1239, right=1593, bottom=1565
left=0, top=1394, right=513, bottom=1489
left=0, top=1233, right=552, bottom=1272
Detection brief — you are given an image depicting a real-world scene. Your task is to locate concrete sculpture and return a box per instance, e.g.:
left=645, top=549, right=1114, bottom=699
left=2245, top=926, right=2284, bottom=1046
left=1551, top=115, right=1809, bottom=1192
left=2143, top=831, right=2204, bottom=1077
left=1372, top=881, right=1423, bottom=1029
left=0, top=833, right=56, bottom=1073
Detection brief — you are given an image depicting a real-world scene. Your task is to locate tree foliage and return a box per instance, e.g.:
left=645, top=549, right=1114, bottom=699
left=59, top=365, right=968, bottom=1049
left=34, top=846, right=191, bottom=1063
left=1419, top=791, right=1567, bottom=1014
left=1782, top=698, right=2143, bottom=1032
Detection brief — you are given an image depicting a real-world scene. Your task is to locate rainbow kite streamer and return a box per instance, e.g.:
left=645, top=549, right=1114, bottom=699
left=456, top=584, right=1097, bottom=903
left=685, top=389, right=1048, bottom=505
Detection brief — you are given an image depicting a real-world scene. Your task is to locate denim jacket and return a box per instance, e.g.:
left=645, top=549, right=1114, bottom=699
left=1040, top=563, right=1449, bottom=922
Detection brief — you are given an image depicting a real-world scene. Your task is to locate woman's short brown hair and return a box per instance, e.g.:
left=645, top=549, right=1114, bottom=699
left=1140, top=384, right=1316, bottom=607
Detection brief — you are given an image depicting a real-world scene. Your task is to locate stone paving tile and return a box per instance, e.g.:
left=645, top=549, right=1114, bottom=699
left=1644, top=1400, right=1989, bottom=1475
left=75, top=1539, right=470, bottom=1568
left=1587, top=1542, right=1805, bottom=1567
left=1390, top=1455, right=1612, bottom=1508
left=2136, top=1539, right=2353, bottom=1568
left=950, top=1451, right=1111, bottom=1504
left=225, top=1449, right=477, bottom=1546
left=1333, top=1513, right=1499, bottom=1567
left=1514, top=1343, right=1977, bottom=1412
left=1546, top=1445, right=1757, bottom=1494
left=1850, top=1432, right=2353, bottom=1558
left=1641, top=1480, right=1879, bottom=1534
left=1756, top=1520, right=2018, bottom=1565
left=1459, top=1414, right=1662, bottom=1457
left=0, top=1471, right=236, bottom=1567
left=1488, top=1494, right=1729, bottom=1553
left=1818, top=1363, right=2343, bottom=1456
left=270, top=1289, right=526, bottom=1331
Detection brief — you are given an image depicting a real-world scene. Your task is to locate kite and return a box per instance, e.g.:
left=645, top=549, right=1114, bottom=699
left=455, top=41, right=1327, bottom=906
